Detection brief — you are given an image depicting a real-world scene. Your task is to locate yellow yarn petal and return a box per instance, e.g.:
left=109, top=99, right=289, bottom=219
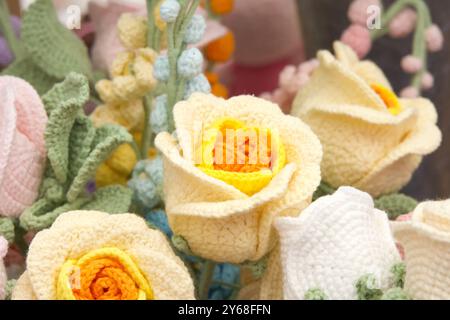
left=198, top=118, right=286, bottom=195
left=95, top=163, right=129, bottom=187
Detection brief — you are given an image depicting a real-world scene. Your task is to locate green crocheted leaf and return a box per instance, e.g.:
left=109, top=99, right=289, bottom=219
left=82, top=185, right=133, bottom=213
left=19, top=197, right=89, bottom=231
left=381, top=287, right=410, bottom=300
left=375, top=193, right=418, bottom=220
left=21, top=0, right=92, bottom=79
left=1, top=56, right=58, bottom=95
left=391, top=262, right=406, bottom=288
left=43, top=73, right=90, bottom=184
left=304, top=288, right=328, bottom=300
left=0, top=217, right=15, bottom=243
left=313, top=181, right=336, bottom=201
left=4, top=279, right=17, bottom=300
left=356, top=274, right=383, bottom=300
left=66, top=125, right=133, bottom=202
left=68, top=117, right=96, bottom=182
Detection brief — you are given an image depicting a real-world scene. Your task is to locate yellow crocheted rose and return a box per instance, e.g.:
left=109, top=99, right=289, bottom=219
left=292, top=42, right=441, bottom=197
left=392, top=199, right=450, bottom=300
left=155, top=93, right=322, bottom=263
left=12, top=211, right=195, bottom=300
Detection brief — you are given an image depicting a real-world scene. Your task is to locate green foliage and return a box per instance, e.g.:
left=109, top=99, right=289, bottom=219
left=375, top=193, right=418, bottom=220
left=304, top=288, right=328, bottom=300
left=19, top=73, right=133, bottom=231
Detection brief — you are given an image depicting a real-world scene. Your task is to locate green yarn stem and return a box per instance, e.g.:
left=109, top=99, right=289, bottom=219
left=141, top=94, right=154, bottom=158
left=411, top=0, right=429, bottom=90
left=0, top=0, right=23, bottom=58
left=198, top=260, right=216, bottom=300
left=371, top=0, right=409, bottom=40
left=165, top=0, right=201, bottom=132
left=146, top=0, right=157, bottom=49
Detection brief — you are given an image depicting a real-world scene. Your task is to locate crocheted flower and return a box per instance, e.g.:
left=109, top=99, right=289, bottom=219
left=154, top=54, right=170, bottom=82
left=388, top=8, right=417, bottom=38
left=12, top=210, right=195, bottom=300
left=128, top=155, right=164, bottom=211
left=0, top=236, right=7, bottom=300
left=184, top=14, right=206, bottom=44
left=0, top=76, right=48, bottom=217
left=117, top=13, right=147, bottom=50
left=340, top=24, right=372, bottom=58
left=96, top=48, right=158, bottom=104
left=261, top=187, right=400, bottom=300
left=210, top=0, right=234, bottom=15
left=347, top=0, right=381, bottom=26
left=185, top=74, right=211, bottom=99
left=292, top=42, right=441, bottom=197
left=150, top=95, right=169, bottom=135
left=160, top=0, right=181, bottom=23
left=425, top=24, right=444, bottom=52
left=177, top=48, right=204, bottom=80
left=155, top=93, right=322, bottom=263
left=392, top=199, right=450, bottom=299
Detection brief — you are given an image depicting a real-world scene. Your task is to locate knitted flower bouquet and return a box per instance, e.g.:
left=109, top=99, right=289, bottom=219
left=0, top=0, right=448, bottom=301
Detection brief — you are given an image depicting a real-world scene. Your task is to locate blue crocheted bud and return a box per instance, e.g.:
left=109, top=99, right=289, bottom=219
left=184, top=74, right=211, bottom=99
left=153, top=54, right=170, bottom=82
left=184, top=14, right=206, bottom=44
left=128, top=156, right=164, bottom=210
left=209, top=264, right=240, bottom=300
left=145, top=209, right=173, bottom=238
left=150, top=95, right=169, bottom=135
left=160, top=0, right=180, bottom=23
left=177, top=48, right=203, bottom=79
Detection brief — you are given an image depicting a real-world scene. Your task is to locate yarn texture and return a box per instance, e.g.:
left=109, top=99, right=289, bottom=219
left=12, top=210, right=195, bottom=300
left=155, top=93, right=322, bottom=263
left=292, top=42, right=441, bottom=197
left=261, top=187, right=400, bottom=300
left=392, top=199, right=450, bottom=299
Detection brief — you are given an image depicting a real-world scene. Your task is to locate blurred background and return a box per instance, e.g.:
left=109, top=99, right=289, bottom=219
left=3, top=0, right=450, bottom=200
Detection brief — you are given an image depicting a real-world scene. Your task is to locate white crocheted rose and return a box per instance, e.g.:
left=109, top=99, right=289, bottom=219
left=155, top=93, right=322, bottom=263
left=260, top=186, right=400, bottom=299
left=393, top=199, right=450, bottom=299
left=12, top=210, right=195, bottom=300
left=292, top=42, right=441, bottom=197
left=0, top=76, right=48, bottom=217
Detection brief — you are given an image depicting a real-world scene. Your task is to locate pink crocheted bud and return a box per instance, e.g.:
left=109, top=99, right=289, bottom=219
left=388, top=8, right=417, bottom=38
left=425, top=24, right=444, bottom=52
left=0, top=76, right=48, bottom=218
left=298, top=58, right=319, bottom=74
left=400, top=86, right=419, bottom=98
left=401, top=55, right=423, bottom=74
left=421, top=72, right=434, bottom=90
left=348, top=0, right=381, bottom=25
left=340, top=24, right=372, bottom=58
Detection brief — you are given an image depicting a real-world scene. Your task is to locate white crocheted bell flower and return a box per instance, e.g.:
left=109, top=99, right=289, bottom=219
left=273, top=186, right=400, bottom=300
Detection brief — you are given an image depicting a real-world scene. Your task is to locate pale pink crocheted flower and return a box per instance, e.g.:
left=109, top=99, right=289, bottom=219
left=425, top=24, right=444, bottom=52
left=0, top=76, right=47, bottom=218
left=421, top=72, right=434, bottom=90
left=348, top=0, right=381, bottom=26
left=340, top=24, right=372, bottom=58
left=388, top=8, right=417, bottom=38
left=400, top=86, right=419, bottom=98
left=0, top=236, right=7, bottom=300
left=401, top=55, right=423, bottom=74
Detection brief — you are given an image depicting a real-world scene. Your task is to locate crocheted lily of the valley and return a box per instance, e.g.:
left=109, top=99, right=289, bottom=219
left=6, top=73, right=133, bottom=235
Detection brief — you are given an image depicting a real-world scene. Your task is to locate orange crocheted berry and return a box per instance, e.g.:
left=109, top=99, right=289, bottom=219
left=210, top=0, right=234, bottom=15
left=205, top=71, right=219, bottom=84
left=211, top=82, right=229, bottom=98
left=205, top=31, right=235, bottom=63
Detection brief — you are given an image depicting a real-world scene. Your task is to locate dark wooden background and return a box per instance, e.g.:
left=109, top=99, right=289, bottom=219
left=297, top=0, right=450, bottom=200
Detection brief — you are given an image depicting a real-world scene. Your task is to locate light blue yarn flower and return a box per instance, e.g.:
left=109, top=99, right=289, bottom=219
left=184, top=14, right=206, bottom=44
left=160, top=0, right=180, bottom=23
left=128, top=156, right=164, bottom=210
left=209, top=264, right=240, bottom=300
left=153, top=54, right=170, bottom=82
left=150, top=94, right=169, bottom=135
left=145, top=209, right=173, bottom=238
left=184, top=74, right=211, bottom=99
left=177, top=48, right=203, bottom=79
